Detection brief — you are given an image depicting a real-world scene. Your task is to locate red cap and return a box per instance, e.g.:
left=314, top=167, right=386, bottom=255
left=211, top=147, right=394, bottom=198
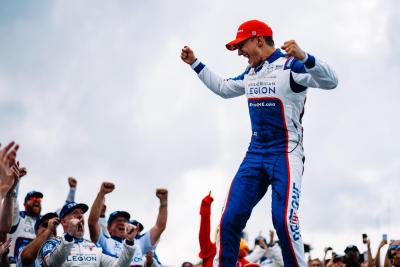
left=225, top=20, right=273, bottom=51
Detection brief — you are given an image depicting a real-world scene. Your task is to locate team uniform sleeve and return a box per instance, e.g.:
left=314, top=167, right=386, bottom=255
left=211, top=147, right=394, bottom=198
left=100, top=241, right=136, bottom=267
left=138, top=231, right=156, bottom=254
left=98, top=217, right=110, bottom=238
left=244, top=245, right=267, bottom=263
left=265, top=243, right=284, bottom=266
left=65, top=187, right=76, bottom=204
left=288, top=53, right=338, bottom=90
left=11, top=184, right=21, bottom=227
left=40, top=237, right=73, bottom=267
left=191, top=59, right=246, bottom=99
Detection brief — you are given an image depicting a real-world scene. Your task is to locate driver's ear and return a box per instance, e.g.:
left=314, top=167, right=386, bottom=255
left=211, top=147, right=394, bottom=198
left=257, top=36, right=264, bottom=47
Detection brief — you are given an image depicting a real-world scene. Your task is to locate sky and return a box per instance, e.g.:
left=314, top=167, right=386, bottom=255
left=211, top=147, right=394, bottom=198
left=0, top=0, right=399, bottom=265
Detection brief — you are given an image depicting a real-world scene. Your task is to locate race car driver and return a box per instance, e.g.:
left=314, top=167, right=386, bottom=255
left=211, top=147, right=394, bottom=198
left=38, top=202, right=138, bottom=266
left=181, top=19, right=338, bottom=267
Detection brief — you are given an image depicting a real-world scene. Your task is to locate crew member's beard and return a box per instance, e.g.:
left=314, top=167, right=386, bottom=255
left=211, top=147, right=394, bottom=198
left=25, top=204, right=41, bottom=217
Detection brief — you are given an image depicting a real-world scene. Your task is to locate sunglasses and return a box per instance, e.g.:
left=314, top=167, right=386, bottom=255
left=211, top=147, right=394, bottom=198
left=391, top=244, right=400, bottom=251
left=28, top=197, right=42, bottom=202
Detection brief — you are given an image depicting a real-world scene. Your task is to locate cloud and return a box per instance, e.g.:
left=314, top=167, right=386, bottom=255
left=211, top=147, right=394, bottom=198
left=1, top=0, right=399, bottom=265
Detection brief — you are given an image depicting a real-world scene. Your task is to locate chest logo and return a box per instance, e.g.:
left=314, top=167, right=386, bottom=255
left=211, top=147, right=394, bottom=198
left=248, top=81, right=276, bottom=95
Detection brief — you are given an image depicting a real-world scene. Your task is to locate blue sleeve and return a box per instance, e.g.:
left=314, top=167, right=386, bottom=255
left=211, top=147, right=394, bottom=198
left=40, top=239, right=59, bottom=259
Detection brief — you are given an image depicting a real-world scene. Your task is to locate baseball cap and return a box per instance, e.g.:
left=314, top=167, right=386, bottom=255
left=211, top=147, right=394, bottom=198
left=130, top=219, right=144, bottom=232
left=24, top=191, right=43, bottom=204
left=34, top=212, right=58, bottom=231
left=108, top=211, right=130, bottom=226
left=226, top=20, right=273, bottom=51
left=344, top=245, right=360, bottom=254
left=59, top=202, right=88, bottom=219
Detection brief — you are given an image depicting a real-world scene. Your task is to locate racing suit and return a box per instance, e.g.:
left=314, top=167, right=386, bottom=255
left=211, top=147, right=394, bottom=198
left=190, top=49, right=338, bottom=267
left=97, top=227, right=156, bottom=267
left=8, top=186, right=76, bottom=266
left=37, top=234, right=136, bottom=266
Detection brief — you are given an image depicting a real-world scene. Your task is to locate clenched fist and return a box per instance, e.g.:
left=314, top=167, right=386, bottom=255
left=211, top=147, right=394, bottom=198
left=47, top=217, right=60, bottom=232
left=68, top=177, right=77, bottom=188
left=126, top=224, right=138, bottom=241
left=181, top=46, right=197, bottom=65
left=100, top=182, right=115, bottom=195
left=156, top=188, right=168, bottom=205
left=281, top=40, right=306, bottom=61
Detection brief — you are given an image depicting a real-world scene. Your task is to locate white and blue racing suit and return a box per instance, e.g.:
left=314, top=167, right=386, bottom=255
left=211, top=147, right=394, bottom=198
left=37, top=234, right=136, bottom=267
left=97, top=227, right=156, bottom=267
left=190, top=49, right=338, bottom=267
left=9, top=186, right=76, bottom=266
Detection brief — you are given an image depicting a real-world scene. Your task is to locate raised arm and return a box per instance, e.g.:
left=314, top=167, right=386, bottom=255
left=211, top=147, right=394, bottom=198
left=0, top=179, right=19, bottom=234
left=181, top=46, right=246, bottom=99
left=150, top=188, right=168, bottom=245
left=0, top=142, right=19, bottom=215
left=66, top=177, right=77, bottom=204
left=88, top=182, right=115, bottom=243
left=281, top=40, right=338, bottom=90
left=366, top=238, right=373, bottom=267
left=0, top=147, right=25, bottom=234
left=375, top=239, right=387, bottom=267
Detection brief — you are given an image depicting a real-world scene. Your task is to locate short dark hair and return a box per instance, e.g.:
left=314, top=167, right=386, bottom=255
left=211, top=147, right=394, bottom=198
left=182, top=262, right=194, bottom=267
left=263, top=36, right=274, bottom=46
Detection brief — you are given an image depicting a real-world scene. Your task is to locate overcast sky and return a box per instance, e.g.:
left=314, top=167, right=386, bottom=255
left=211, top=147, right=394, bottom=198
left=1, top=0, right=399, bottom=265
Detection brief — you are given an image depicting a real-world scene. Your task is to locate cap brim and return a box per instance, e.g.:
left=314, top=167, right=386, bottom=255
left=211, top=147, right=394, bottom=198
left=41, top=212, right=59, bottom=221
left=115, top=211, right=130, bottom=221
left=109, top=211, right=130, bottom=224
left=225, top=36, right=251, bottom=51
left=64, top=203, right=88, bottom=218
left=75, top=203, right=89, bottom=214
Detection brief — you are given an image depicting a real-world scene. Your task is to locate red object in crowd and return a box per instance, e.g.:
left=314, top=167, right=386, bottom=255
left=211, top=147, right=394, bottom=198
left=198, top=192, right=259, bottom=267
left=198, top=193, right=216, bottom=267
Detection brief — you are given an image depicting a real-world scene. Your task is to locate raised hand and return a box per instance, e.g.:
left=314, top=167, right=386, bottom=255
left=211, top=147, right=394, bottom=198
left=181, top=46, right=197, bottom=65
left=100, top=182, right=115, bottom=195
left=156, top=188, right=168, bottom=205
left=126, top=224, right=138, bottom=241
left=281, top=40, right=306, bottom=60
left=0, top=142, right=19, bottom=195
left=68, top=177, right=77, bottom=188
left=379, top=239, right=388, bottom=249
left=48, top=217, right=60, bottom=232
